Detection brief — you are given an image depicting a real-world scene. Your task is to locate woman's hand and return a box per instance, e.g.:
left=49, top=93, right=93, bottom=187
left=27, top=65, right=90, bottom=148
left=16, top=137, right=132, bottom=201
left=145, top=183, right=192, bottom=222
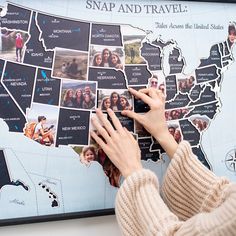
left=91, top=108, right=142, bottom=178
left=122, top=87, right=168, bottom=140
left=122, top=87, right=178, bottom=159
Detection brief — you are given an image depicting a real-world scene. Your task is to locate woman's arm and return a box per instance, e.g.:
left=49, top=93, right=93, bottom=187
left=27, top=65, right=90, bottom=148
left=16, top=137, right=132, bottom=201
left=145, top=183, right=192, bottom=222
left=116, top=169, right=182, bottom=236
left=90, top=109, right=182, bottom=235
left=122, top=88, right=231, bottom=221
left=161, top=141, right=230, bottom=221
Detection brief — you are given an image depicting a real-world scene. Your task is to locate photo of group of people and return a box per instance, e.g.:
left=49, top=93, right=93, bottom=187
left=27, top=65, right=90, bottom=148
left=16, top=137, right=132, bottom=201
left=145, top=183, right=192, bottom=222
left=24, top=103, right=58, bottom=146
left=178, top=75, right=195, bottom=93
left=121, top=25, right=146, bottom=64
left=53, top=48, right=88, bottom=80
left=0, top=29, right=29, bottom=62
left=98, top=89, right=133, bottom=111
left=90, top=45, right=124, bottom=70
left=165, top=108, right=189, bottom=121
left=190, top=115, right=209, bottom=131
left=167, top=121, right=182, bottom=144
left=61, top=80, right=97, bottom=110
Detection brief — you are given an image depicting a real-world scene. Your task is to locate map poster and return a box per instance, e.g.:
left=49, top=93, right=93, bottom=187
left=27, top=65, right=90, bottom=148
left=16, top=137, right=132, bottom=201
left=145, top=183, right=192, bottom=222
left=0, top=0, right=236, bottom=225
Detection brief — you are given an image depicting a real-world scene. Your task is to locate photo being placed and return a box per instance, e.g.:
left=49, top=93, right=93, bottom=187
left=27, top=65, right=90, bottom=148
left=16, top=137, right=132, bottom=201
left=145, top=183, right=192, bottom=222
left=190, top=115, right=210, bottom=132
left=24, top=103, right=59, bottom=146
left=121, top=25, right=146, bottom=64
left=98, top=89, right=133, bottom=112
left=0, top=29, right=29, bottom=62
left=178, top=75, right=195, bottom=93
left=228, top=23, right=236, bottom=48
left=60, top=79, right=97, bottom=110
left=89, top=45, right=124, bottom=70
left=53, top=48, right=88, bottom=80
left=167, top=120, right=183, bottom=144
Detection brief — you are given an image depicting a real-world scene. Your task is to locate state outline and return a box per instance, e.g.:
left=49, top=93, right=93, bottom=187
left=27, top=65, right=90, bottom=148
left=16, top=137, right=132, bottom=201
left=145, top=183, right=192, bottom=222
left=1, top=59, right=37, bottom=116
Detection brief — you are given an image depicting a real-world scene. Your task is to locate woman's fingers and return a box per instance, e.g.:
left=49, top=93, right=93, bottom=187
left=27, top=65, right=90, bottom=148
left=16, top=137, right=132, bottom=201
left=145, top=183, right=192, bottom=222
left=121, top=110, right=143, bottom=123
left=91, top=117, right=112, bottom=143
left=128, top=87, right=153, bottom=105
left=90, top=130, right=109, bottom=153
left=107, top=108, right=124, bottom=134
left=95, top=108, right=115, bottom=136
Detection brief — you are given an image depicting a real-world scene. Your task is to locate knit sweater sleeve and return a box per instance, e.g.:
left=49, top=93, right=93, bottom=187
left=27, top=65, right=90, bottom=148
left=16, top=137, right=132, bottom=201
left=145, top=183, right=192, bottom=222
left=115, top=169, right=183, bottom=236
left=161, top=141, right=230, bottom=221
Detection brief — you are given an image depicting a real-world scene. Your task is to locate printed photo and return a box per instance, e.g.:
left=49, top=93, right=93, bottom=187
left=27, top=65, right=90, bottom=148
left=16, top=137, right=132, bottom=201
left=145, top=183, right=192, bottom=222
left=72, top=132, right=122, bottom=188
left=148, top=71, right=166, bottom=94
left=165, top=108, right=189, bottom=121
left=24, top=103, right=59, bottom=147
left=121, top=25, right=146, bottom=64
left=53, top=48, right=88, bottom=80
left=189, top=115, right=209, bottom=131
left=0, top=29, right=29, bottom=62
left=177, top=75, right=195, bottom=93
left=89, top=45, right=124, bottom=70
left=97, top=89, right=133, bottom=112
left=167, top=120, right=182, bottom=144
left=60, top=80, right=97, bottom=110
left=228, top=23, right=236, bottom=48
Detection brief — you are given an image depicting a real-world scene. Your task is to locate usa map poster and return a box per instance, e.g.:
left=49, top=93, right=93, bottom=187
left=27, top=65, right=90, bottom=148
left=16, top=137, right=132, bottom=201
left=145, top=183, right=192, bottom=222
left=0, top=0, right=236, bottom=225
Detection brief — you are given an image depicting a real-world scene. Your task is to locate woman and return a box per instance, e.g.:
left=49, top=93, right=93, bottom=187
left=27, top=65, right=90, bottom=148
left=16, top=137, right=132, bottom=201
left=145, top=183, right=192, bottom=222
left=73, top=88, right=84, bottom=108
left=82, top=93, right=95, bottom=109
left=110, top=52, right=123, bottom=70
left=15, top=32, right=23, bottom=62
left=62, top=89, right=74, bottom=107
left=120, top=95, right=132, bottom=110
left=110, top=92, right=122, bottom=111
left=92, top=53, right=102, bottom=67
left=91, top=87, right=236, bottom=235
left=101, top=48, right=111, bottom=67
left=101, top=97, right=111, bottom=110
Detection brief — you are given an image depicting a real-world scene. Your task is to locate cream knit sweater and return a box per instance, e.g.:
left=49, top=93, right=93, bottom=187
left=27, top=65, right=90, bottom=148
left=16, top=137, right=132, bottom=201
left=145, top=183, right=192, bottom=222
left=115, top=141, right=236, bottom=235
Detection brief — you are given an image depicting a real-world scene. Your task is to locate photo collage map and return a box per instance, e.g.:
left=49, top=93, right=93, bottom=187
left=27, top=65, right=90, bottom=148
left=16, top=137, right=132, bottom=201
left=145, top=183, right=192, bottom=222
left=0, top=1, right=236, bottom=223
